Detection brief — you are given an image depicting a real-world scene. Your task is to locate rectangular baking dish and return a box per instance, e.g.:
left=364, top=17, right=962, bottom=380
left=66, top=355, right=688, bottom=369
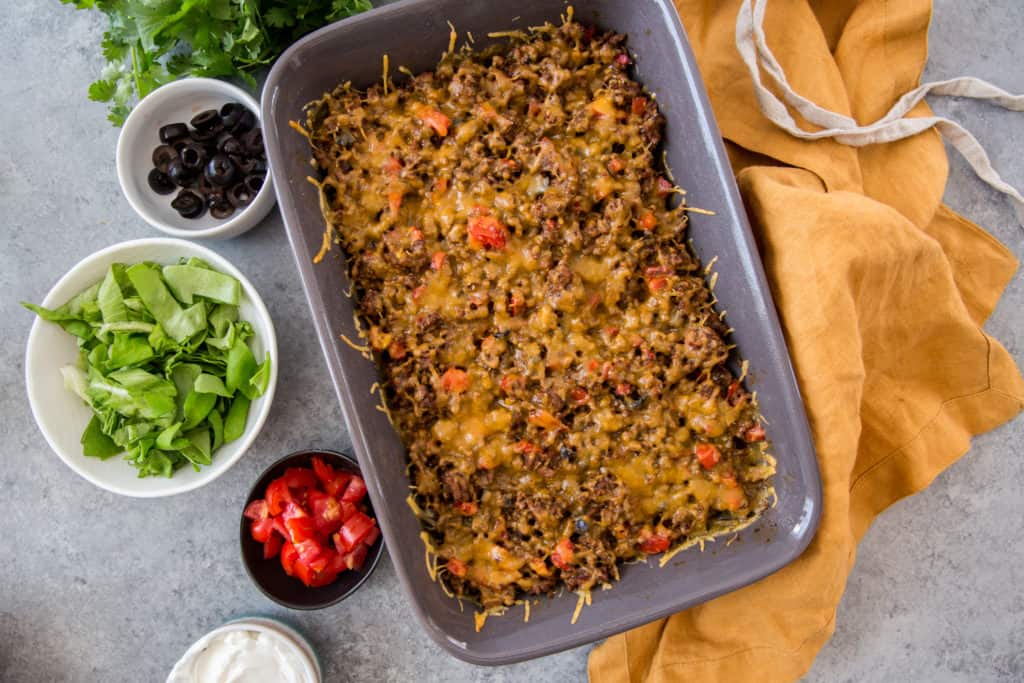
left=262, top=0, right=821, bottom=665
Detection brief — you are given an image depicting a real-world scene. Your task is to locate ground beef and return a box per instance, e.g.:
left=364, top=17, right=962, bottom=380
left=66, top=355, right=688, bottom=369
left=303, top=17, right=775, bottom=612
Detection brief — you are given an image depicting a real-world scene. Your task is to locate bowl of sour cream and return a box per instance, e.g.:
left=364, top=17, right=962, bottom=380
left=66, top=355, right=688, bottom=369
left=167, top=617, right=320, bottom=683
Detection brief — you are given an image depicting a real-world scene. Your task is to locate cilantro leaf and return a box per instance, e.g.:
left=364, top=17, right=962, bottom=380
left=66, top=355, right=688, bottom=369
left=64, top=0, right=373, bottom=125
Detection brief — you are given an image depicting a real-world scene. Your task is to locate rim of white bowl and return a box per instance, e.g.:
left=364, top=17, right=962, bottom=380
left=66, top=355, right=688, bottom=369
left=167, top=619, right=320, bottom=683
left=24, top=237, right=279, bottom=497
left=116, top=77, right=276, bottom=239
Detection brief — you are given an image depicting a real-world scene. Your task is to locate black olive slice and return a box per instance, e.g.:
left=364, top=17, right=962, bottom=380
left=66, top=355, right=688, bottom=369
left=151, top=144, right=179, bottom=173
left=227, top=181, right=254, bottom=208
left=220, top=102, right=245, bottom=129
left=241, top=128, right=264, bottom=156
left=166, top=159, right=193, bottom=187
left=218, top=135, right=245, bottom=157
left=147, top=168, right=176, bottom=195
left=190, top=109, right=222, bottom=132
left=179, top=143, right=207, bottom=172
left=159, top=122, right=189, bottom=143
left=189, top=126, right=219, bottom=143
left=244, top=172, right=265, bottom=195
left=205, top=154, right=237, bottom=187
left=209, top=198, right=236, bottom=220
left=230, top=109, right=256, bottom=135
left=171, top=189, right=206, bottom=219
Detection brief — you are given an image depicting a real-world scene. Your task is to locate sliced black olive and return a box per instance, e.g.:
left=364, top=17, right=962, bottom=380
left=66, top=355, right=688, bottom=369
left=159, top=122, right=189, bottom=143
left=220, top=102, right=246, bottom=129
left=230, top=108, right=256, bottom=135
left=217, top=135, right=245, bottom=157
left=209, top=198, right=236, bottom=220
left=227, top=182, right=255, bottom=208
left=147, top=168, right=176, bottom=195
left=179, top=143, right=207, bottom=172
left=191, top=109, right=221, bottom=132
left=171, top=189, right=206, bottom=219
left=205, top=154, right=236, bottom=187
left=166, top=159, right=193, bottom=187
left=151, top=145, right=179, bottom=173
left=244, top=172, right=265, bottom=194
left=241, top=127, right=264, bottom=155
left=189, top=126, right=219, bottom=143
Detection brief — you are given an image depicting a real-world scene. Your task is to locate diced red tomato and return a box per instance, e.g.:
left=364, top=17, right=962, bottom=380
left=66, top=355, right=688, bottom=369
left=467, top=214, right=508, bottom=250
left=417, top=106, right=451, bottom=137
left=570, top=387, right=590, bottom=404
left=656, top=176, right=674, bottom=197
left=263, top=533, right=283, bottom=559
left=293, top=538, right=327, bottom=567
left=639, top=533, right=670, bottom=554
left=250, top=517, right=275, bottom=544
left=311, top=456, right=335, bottom=486
left=455, top=501, right=478, bottom=515
left=513, top=440, right=542, bottom=455
left=696, top=443, right=721, bottom=469
left=388, top=190, right=403, bottom=218
left=551, top=537, right=574, bottom=570
left=341, top=475, right=367, bottom=503
left=265, top=479, right=292, bottom=516
left=243, top=499, right=268, bottom=521
left=499, top=373, right=525, bottom=393
left=343, top=543, right=369, bottom=571
left=256, top=460, right=379, bottom=589
left=309, top=491, right=346, bottom=536
left=338, top=512, right=376, bottom=552
left=647, top=276, right=668, bottom=292
left=440, top=367, right=470, bottom=394
left=387, top=340, right=407, bottom=361
left=383, top=155, right=403, bottom=176
left=280, top=541, right=298, bottom=577
left=446, top=557, right=468, bottom=577
left=431, top=251, right=447, bottom=270
left=283, top=467, right=318, bottom=493
left=726, top=380, right=742, bottom=404
left=743, top=423, right=767, bottom=443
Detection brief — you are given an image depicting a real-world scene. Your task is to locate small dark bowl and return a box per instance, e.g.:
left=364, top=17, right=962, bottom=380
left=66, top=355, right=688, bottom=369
left=240, top=449, right=384, bottom=610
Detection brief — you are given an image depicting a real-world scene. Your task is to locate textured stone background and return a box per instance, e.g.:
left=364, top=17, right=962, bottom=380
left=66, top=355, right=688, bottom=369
left=0, top=1, right=1020, bottom=681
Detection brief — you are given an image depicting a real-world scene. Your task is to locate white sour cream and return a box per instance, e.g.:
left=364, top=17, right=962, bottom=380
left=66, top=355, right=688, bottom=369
left=168, top=627, right=316, bottom=683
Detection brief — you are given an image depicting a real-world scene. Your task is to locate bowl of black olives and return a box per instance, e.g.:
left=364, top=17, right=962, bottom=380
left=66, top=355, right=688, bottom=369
left=116, top=78, right=276, bottom=239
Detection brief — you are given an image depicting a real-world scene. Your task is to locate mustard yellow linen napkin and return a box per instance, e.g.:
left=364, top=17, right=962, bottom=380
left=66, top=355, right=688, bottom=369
left=588, top=1, right=1024, bottom=680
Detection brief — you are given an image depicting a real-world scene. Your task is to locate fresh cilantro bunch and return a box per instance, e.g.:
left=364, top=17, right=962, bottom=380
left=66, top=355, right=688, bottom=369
left=64, top=0, right=372, bottom=125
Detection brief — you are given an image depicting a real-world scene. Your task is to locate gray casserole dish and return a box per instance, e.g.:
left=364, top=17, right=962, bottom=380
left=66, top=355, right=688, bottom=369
left=261, top=0, right=821, bottom=665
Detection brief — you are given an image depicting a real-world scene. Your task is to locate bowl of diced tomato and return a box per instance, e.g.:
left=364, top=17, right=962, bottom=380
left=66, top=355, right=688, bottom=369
left=240, top=449, right=383, bottom=609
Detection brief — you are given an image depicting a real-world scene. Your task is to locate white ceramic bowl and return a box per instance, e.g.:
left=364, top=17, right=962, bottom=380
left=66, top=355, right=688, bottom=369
left=25, top=238, right=279, bottom=497
left=116, top=78, right=277, bottom=239
left=167, top=618, right=321, bottom=683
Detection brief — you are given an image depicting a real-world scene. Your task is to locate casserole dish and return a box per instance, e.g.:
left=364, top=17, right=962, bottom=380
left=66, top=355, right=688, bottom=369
left=262, top=0, right=821, bottom=664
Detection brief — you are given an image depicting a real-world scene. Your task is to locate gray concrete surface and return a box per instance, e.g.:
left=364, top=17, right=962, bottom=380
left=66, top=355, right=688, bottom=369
left=0, top=1, right=1020, bottom=681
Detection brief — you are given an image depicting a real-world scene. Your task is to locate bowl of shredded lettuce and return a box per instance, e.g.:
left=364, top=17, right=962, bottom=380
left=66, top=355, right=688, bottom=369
left=23, top=238, right=278, bottom=497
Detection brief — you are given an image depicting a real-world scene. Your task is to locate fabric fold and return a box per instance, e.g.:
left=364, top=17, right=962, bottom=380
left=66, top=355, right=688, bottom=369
left=587, top=3, right=1023, bottom=675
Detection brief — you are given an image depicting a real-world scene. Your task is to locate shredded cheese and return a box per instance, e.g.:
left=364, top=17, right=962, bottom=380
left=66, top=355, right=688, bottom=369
left=570, top=589, right=592, bottom=625
left=339, top=333, right=371, bottom=356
